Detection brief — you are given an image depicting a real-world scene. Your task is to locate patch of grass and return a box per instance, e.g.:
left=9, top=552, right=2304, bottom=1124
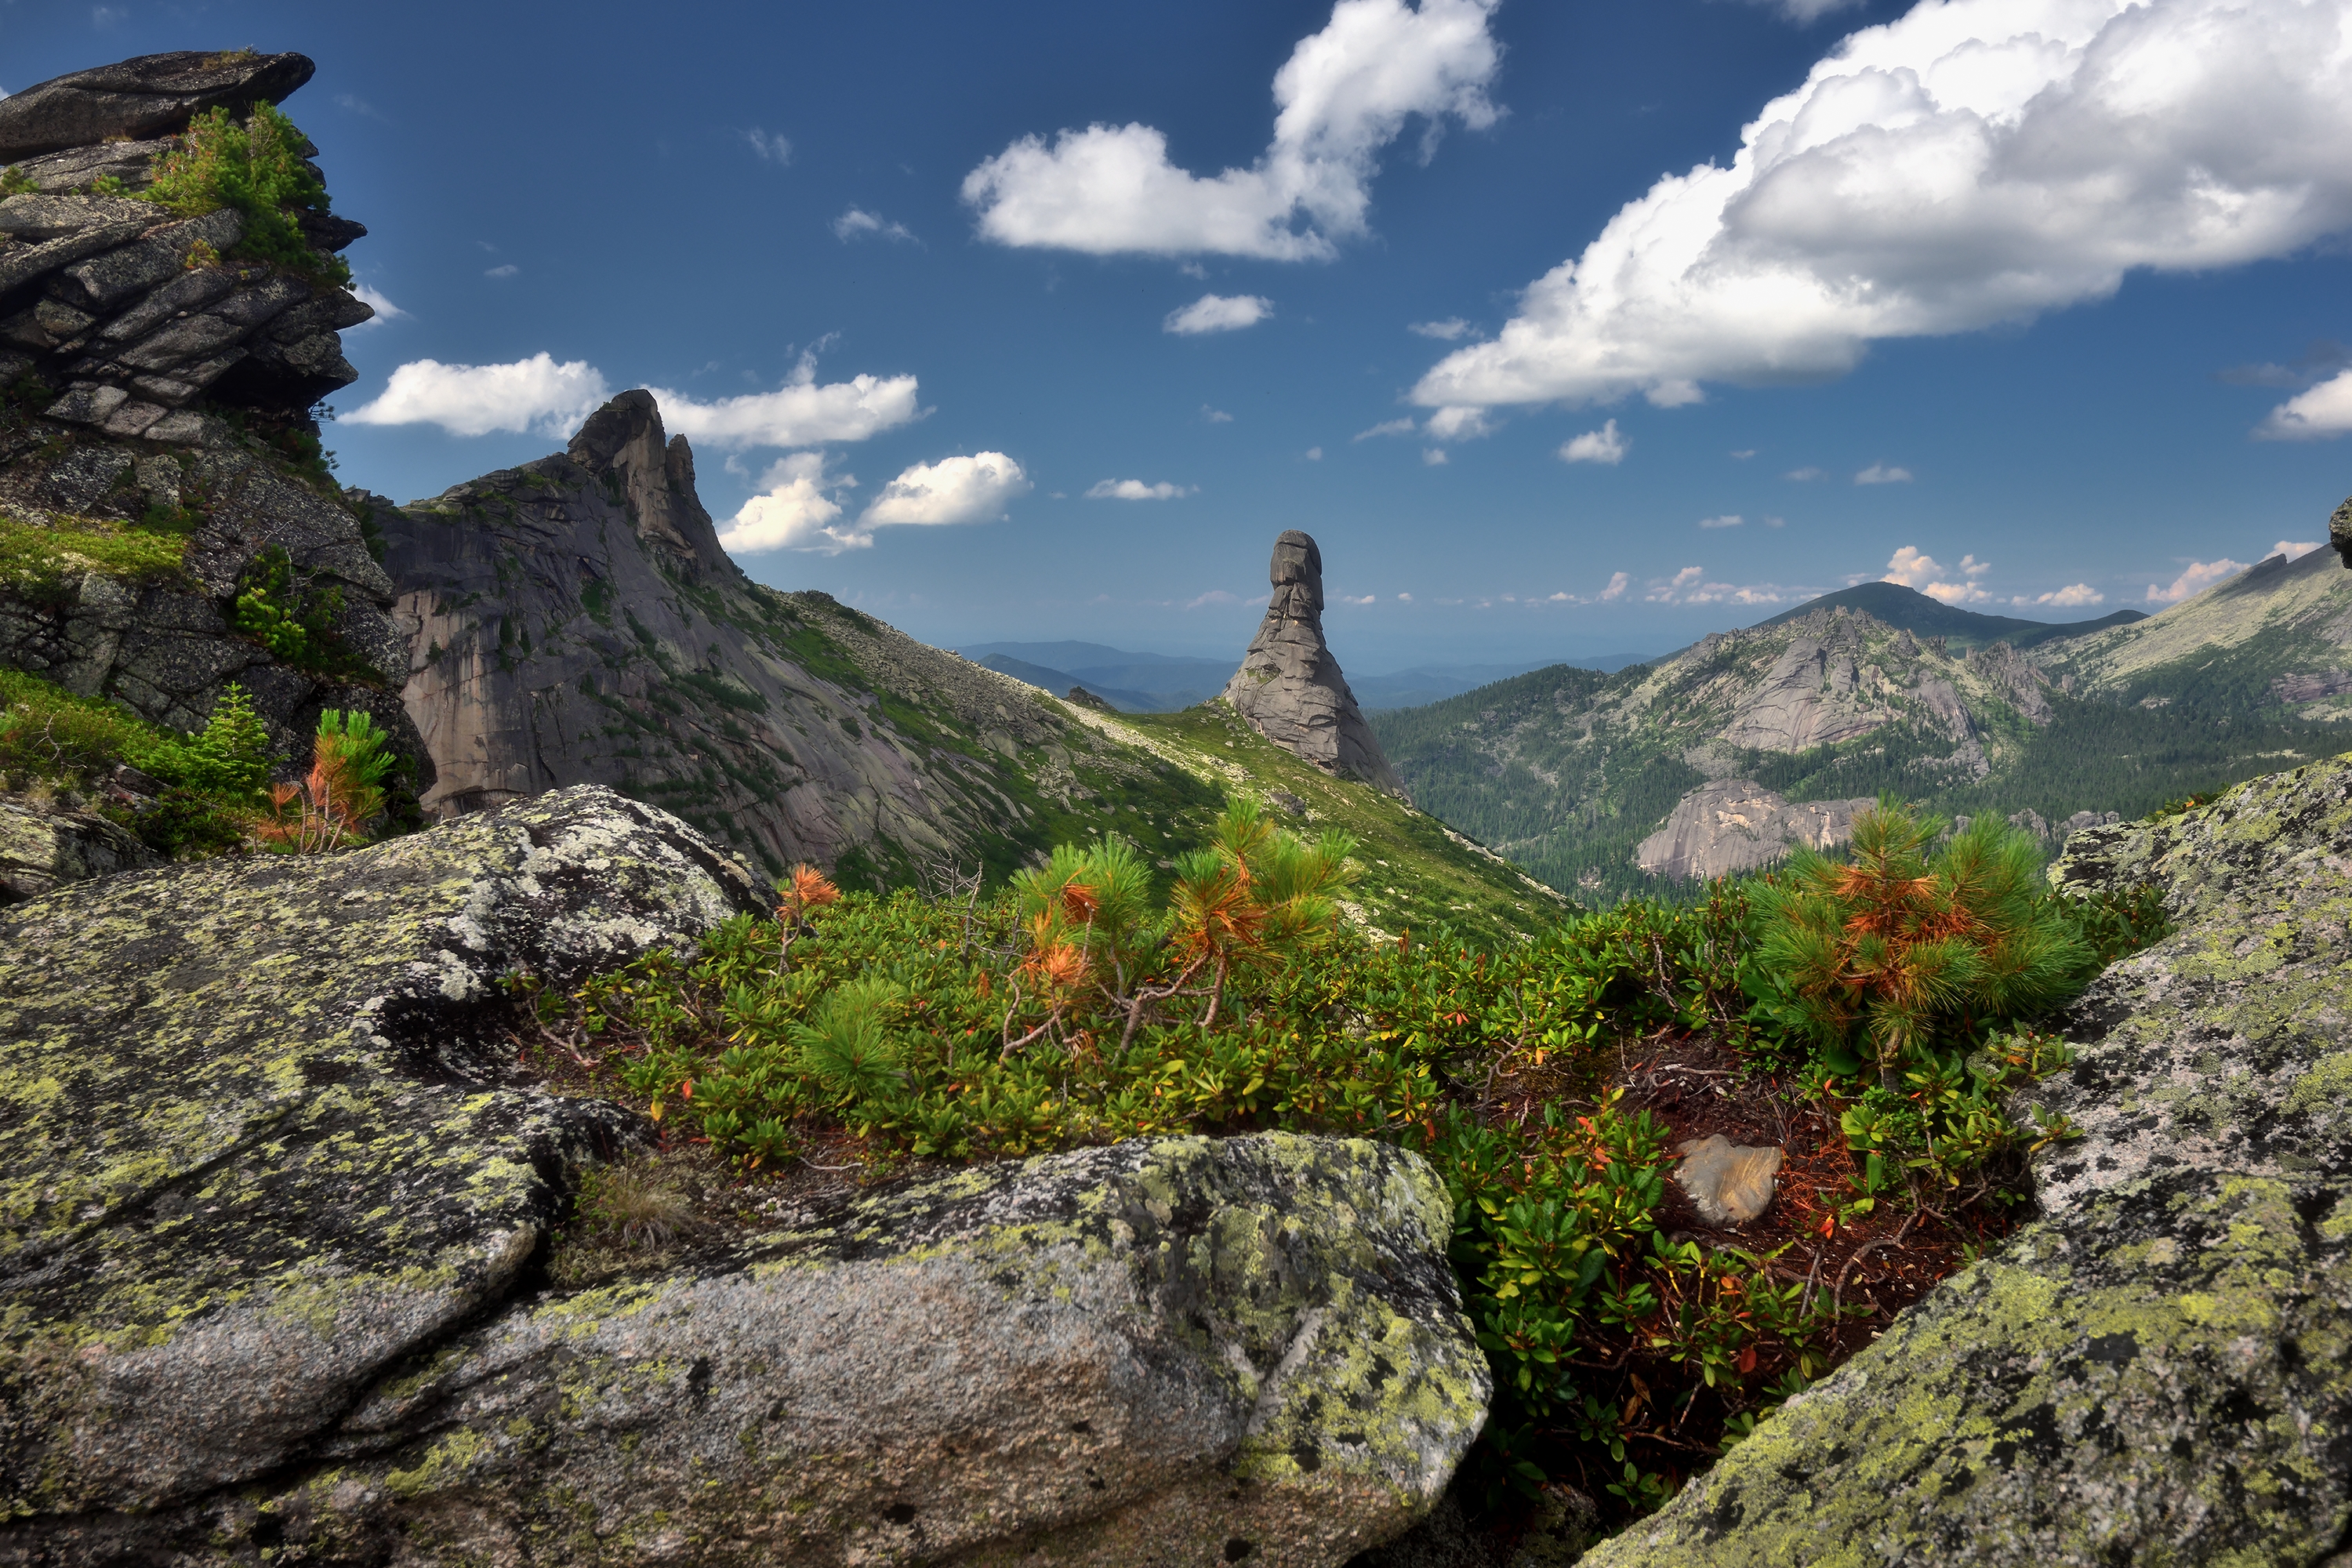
left=0, top=508, right=189, bottom=601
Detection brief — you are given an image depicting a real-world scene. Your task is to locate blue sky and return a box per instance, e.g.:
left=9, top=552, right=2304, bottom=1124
left=11, top=0, right=2352, bottom=669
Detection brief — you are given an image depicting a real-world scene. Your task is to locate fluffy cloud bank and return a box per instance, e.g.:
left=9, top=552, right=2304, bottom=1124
left=1558, top=419, right=1627, bottom=464
left=1087, top=479, right=1195, bottom=499
left=652, top=354, right=923, bottom=450
left=962, top=0, right=1501, bottom=259
left=721, top=452, right=1029, bottom=554
left=1164, top=294, right=1272, bottom=335
left=345, top=351, right=921, bottom=450
left=2147, top=558, right=2248, bottom=604
left=345, top=352, right=608, bottom=437
left=1414, top=0, right=2352, bottom=411
left=1884, top=546, right=1989, bottom=605
left=2013, top=583, right=2105, bottom=608
left=2257, top=368, right=2352, bottom=439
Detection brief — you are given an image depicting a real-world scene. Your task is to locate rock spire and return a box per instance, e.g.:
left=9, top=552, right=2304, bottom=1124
left=1221, top=529, right=1406, bottom=797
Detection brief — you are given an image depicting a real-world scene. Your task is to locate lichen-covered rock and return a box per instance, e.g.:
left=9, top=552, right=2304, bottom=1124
left=0, top=795, right=158, bottom=900
left=1583, top=752, right=2352, bottom=1567
left=0, top=51, right=314, bottom=164
left=4, top=1123, right=1486, bottom=1567
left=1223, top=531, right=1406, bottom=797
left=0, top=786, right=760, bottom=1529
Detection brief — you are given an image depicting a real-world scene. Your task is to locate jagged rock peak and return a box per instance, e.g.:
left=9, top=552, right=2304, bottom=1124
left=0, top=51, right=314, bottom=164
left=558, top=389, right=728, bottom=571
left=2328, top=492, right=2352, bottom=568
left=1221, top=528, right=1406, bottom=797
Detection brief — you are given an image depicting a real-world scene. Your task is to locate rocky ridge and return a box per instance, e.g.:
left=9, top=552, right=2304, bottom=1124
left=1225, top=529, right=1407, bottom=797
left=372, top=389, right=1225, bottom=883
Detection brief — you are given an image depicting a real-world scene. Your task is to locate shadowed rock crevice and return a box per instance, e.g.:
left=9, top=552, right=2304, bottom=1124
left=1223, top=529, right=1406, bottom=797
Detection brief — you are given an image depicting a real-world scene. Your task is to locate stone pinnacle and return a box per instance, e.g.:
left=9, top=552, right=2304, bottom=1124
left=1221, top=529, right=1407, bottom=797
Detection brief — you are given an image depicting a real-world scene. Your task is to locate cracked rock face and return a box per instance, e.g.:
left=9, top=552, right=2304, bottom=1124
left=0, top=792, right=1485, bottom=1563
left=1223, top=530, right=1406, bottom=797
left=0, top=786, right=760, bottom=1537
left=1584, top=753, right=2352, bottom=1567
left=1633, top=778, right=1874, bottom=881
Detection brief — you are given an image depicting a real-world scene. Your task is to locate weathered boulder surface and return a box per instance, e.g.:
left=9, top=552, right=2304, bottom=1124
left=0, top=783, right=1486, bottom=1565
left=0, top=794, right=158, bottom=900
left=1224, top=530, right=1406, bottom=797
left=1633, top=778, right=1872, bottom=882
left=0, top=786, right=760, bottom=1534
left=373, top=389, right=1206, bottom=879
left=0, top=51, right=314, bottom=164
left=1585, top=752, right=2352, bottom=1567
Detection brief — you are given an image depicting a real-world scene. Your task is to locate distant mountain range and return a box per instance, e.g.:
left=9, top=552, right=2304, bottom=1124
left=1752, top=581, right=2147, bottom=651
left=1371, top=552, right=2350, bottom=902
left=956, top=641, right=1653, bottom=713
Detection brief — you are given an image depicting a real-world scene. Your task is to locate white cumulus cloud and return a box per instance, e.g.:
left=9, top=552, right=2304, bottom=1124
left=1421, top=448, right=1449, bottom=466
left=344, top=352, right=609, bottom=437
left=1423, top=405, right=1494, bottom=441
left=1414, top=0, right=2352, bottom=412
left=1164, top=293, right=1273, bottom=334
left=1700, top=514, right=1744, bottom=529
left=1855, top=463, right=1914, bottom=485
left=2013, top=583, right=2106, bottom=608
left=2256, top=368, right=2352, bottom=440
left=743, top=128, right=792, bottom=165
left=1644, top=565, right=1804, bottom=606
left=651, top=353, right=923, bottom=451
left=2275, top=539, right=2325, bottom=560
left=718, top=453, right=854, bottom=554
left=1355, top=417, right=1418, bottom=441
left=1785, top=466, right=1827, bottom=481
left=2147, top=558, right=2249, bottom=604
left=962, top=0, right=1502, bottom=259
left=833, top=207, right=916, bottom=244
left=1086, top=479, right=1195, bottom=500
left=861, top=452, right=1030, bottom=532
left=1884, top=546, right=1991, bottom=604
left=1599, top=571, right=1630, bottom=601
left=1559, top=419, right=1628, bottom=464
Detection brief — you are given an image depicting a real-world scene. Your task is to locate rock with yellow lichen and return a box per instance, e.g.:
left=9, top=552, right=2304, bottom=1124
left=0, top=783, right=1486, bottom=1565
left=0, top=784, right=759, bottom=1545
left=1583, top=753, right=2352, bottom=1568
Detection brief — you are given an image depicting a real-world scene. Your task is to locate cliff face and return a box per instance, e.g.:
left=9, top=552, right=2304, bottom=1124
left=0, top=51, right=418, bottom=781
left=374, top=391, right=1218, bottom=882
left=1222, top=529, right=1406, bottom=797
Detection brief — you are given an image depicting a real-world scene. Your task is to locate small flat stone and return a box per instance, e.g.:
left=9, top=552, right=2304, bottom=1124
left=1673, top=1134, right=1784, bottom=1225
left=98, top=396, right=165, bottom=436
left=43, top=379, right=127, bottom=423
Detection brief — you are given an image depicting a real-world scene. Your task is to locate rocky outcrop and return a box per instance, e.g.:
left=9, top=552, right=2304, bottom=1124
left=0, top=793, right=158, bottom=900
left=1585, top=752, right=2352, bottom=1566
left=0, top=793, right=1485, bottom=1563
left=0, top=56, right=369, bottom=427
left=2328, top=492, right=2350, bottom=568
left=0, top=51, right=314, bottom=165
left=1224, top=530, right=1406, bottom=797
left=1633, top=778, right=1872, bottom=881
left=0, top=52, right=408, bottom=779
left=373, top=390, right=1203, bottom=880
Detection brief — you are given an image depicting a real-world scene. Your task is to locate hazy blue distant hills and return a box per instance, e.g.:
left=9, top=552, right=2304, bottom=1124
left=1753, top=581, right=2147, bottom=651
left=958, top=640, right=1660, bottom=713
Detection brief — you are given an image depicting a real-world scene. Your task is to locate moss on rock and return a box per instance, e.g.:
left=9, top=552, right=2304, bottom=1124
left=1583, top=753, right=2352, bottom=1566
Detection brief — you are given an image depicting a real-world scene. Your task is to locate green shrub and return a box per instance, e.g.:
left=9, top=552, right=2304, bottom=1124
left=139, top=103, right=350, bottom=286
left=1744, top=800, right=2093, bottom=1085
left=0, top=671, right=269, bottom=857
left=229, top=546, right=376, bottom=681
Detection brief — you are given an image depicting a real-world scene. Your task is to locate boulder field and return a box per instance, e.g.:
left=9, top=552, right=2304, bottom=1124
left=0, top=786, right=1489, bottom=1566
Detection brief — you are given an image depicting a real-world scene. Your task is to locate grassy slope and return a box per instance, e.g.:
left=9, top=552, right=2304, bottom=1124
left=1052, top=699, right=1573, bottom=947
